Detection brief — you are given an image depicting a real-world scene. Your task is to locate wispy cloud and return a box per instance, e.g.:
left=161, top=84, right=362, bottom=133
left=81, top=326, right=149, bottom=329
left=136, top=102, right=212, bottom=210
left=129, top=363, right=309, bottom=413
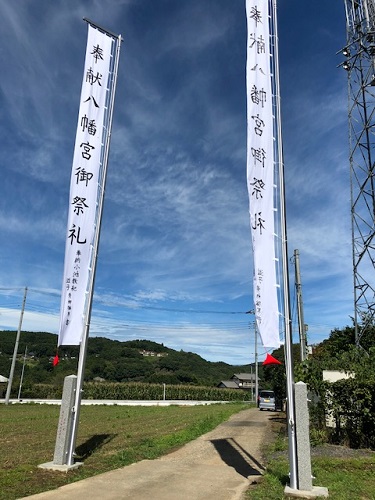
left=0, top=1, right=354, bottom=363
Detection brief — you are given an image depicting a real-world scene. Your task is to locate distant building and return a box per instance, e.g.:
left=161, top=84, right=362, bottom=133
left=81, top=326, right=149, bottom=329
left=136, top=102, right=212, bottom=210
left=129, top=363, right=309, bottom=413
left=231, top=373, right=257, bottom=389
left=0, top=375, right=8, bottom=397
left=139, top=350, right=167, bottom=357
left=323, top=370, right=355, bottom=428
left=217, top=373, right=259, bottom=397
left=217, top=380, right=240, bottom=389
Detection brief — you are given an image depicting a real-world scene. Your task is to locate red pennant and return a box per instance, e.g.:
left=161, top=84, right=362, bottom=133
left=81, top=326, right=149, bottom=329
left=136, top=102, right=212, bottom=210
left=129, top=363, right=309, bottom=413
left=53, top=354, right=59, bottom=367
left=262, top=353, right=282, bottom=365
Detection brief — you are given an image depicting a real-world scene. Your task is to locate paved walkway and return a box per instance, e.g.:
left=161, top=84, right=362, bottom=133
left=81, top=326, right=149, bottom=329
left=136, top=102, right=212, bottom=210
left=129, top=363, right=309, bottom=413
left=25, top=407, right=274, bottom=500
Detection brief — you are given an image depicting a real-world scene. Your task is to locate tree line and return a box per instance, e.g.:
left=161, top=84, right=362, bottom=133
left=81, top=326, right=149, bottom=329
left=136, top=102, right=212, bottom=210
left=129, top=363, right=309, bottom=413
left=263, top=323, right=375, bottom=449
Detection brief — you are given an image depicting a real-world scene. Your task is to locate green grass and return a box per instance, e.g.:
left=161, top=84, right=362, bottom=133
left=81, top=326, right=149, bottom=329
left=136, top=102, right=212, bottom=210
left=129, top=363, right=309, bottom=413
left=0, top=402, right=248, bottom=499
left=3, top=403, right=375, bottom=499
left=246, top=422, right=375, bottom=500
left=247, top=455, right=375, bottom=499
left=311, top=457, right=375, bottom=499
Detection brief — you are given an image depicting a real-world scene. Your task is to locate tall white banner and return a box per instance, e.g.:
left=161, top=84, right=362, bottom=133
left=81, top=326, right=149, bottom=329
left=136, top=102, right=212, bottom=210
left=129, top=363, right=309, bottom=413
left=58, top=26, right=114, bottom=346
left=246, top=0, right=280, bottom=348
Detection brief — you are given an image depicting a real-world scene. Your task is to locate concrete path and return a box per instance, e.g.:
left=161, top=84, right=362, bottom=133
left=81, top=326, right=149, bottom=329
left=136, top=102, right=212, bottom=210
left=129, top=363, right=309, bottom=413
left=25, top=407, right=275, bottom=500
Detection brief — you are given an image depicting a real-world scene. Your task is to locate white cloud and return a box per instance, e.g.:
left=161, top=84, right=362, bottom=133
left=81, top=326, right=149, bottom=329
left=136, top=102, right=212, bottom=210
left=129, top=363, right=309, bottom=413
left=0, top=1, right=357, bottom=364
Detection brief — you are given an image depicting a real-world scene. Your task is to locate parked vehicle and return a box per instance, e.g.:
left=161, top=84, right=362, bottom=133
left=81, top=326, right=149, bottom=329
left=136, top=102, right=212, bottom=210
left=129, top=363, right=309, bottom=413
left=258, top=390, right=276, bottom=411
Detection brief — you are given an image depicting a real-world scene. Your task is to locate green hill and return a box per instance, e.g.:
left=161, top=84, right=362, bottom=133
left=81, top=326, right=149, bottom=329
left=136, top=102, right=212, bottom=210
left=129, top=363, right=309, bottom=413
left=0, top=330, right=252, bottom=388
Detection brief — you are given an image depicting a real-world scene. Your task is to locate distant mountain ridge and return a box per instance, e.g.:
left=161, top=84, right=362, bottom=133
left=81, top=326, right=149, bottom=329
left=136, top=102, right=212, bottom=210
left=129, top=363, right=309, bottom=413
left=0, top=330, right=252, bottom=387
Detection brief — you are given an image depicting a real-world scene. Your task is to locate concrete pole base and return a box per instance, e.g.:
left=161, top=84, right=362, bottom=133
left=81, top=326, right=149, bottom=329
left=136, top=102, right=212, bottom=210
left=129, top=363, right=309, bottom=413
left=38, top=461, right=83, bottom=472
left=284, top=485, right=329, bottom=498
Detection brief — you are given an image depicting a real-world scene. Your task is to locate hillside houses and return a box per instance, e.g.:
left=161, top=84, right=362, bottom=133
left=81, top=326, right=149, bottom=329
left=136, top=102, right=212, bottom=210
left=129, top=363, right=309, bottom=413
left=139, top=350, right=167, bottom=357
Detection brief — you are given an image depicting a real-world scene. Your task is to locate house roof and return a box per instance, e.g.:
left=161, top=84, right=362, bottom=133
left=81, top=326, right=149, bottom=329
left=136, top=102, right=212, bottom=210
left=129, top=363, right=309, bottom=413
left=232, top=373, right=256, bottom=381
left=217, top=380, right=239, bottom=389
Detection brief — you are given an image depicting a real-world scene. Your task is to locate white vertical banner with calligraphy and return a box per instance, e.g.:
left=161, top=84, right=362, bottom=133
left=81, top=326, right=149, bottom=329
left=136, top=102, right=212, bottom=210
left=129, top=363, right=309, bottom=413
left=246, top=0, right=280, bottom=348
left=58, top=26, right=114, bottom=346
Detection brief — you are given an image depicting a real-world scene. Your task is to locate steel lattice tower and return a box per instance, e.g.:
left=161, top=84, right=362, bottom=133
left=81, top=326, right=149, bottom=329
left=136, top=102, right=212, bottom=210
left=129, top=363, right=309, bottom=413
left=343, top=0, right=375, bottom=349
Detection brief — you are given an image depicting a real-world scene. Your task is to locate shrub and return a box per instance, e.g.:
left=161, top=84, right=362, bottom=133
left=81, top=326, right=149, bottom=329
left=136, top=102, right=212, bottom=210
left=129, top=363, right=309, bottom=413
left=325, top=378, right=375, bottom=449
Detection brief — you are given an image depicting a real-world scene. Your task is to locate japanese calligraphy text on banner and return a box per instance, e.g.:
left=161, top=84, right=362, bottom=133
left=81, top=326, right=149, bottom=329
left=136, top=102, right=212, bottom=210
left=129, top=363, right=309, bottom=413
left=58, top=25, right=114, bottom=346
left=246, top=0, right=280, bottom=348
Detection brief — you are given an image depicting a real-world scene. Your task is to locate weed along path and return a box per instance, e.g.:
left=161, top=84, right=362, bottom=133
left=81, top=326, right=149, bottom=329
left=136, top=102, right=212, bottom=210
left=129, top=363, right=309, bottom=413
left=25, top=407, right=275, bottom=500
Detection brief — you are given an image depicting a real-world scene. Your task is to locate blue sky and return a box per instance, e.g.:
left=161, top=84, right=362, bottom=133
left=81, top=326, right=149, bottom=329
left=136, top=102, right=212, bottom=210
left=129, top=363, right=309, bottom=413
left=0, top=1, right=351, bottom=365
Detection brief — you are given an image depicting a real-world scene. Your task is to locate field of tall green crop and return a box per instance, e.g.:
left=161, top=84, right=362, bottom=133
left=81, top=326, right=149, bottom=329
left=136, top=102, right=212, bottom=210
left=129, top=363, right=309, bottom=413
left=22, top=381, right=253, bottom=401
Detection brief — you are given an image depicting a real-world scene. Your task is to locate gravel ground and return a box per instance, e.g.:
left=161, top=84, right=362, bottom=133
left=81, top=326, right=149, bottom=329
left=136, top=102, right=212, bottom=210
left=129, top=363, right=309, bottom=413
left=310, top=444, right=375, bottom=459
left=272, top=443, right=375, bottom=461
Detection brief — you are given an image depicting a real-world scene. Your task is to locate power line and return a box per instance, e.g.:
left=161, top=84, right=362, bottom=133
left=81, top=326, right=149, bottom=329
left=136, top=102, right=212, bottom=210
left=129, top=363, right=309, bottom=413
left=0, top=286, right=252, bottom=315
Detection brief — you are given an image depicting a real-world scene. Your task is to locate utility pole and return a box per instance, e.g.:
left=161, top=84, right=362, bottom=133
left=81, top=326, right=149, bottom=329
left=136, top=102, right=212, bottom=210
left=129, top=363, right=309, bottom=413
left=246, top=313, right=257, bottom=402
left=18, top=345, right=28, bottom=400
left=294, top=249, right=307, bottom=361
left=5, top=286, right=27, bottom=405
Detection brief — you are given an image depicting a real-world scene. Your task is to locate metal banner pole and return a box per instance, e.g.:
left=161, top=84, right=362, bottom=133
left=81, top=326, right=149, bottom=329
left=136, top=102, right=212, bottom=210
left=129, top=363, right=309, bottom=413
left=255, top=323, right=258, bottom=404
left=66, top=24, right=122, bottom=466
left=271, top=0, right=298, bottom=489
